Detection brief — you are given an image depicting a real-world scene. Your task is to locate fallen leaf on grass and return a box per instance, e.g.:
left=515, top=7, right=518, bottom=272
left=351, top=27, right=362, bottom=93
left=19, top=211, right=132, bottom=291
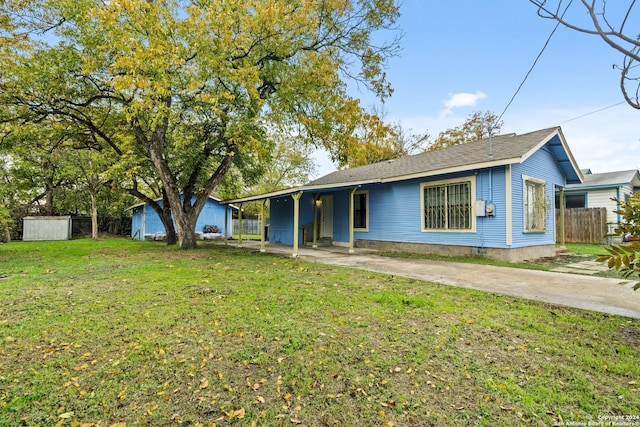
left=226, top=408, right=245, bottom=419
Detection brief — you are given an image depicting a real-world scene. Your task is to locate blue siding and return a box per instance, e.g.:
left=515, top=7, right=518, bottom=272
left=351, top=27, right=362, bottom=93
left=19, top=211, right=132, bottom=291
left=131, top=206, right=144, bottom=237
left=130, top=197, right=233, bottom=240
left=267, top=139, right=570, bottom=250
left=194, top=199, right=231, bottom=234
left=270, top=169, right=513, bottom=249
left=269, top=197, right=295, bottom=244
left=337, top=169, right=509, bottom=248
left=268, top=194, right=316, bottom=245
left=476, top=167, right=508, bottom=248
left=510, top=145, right=565, bottom=248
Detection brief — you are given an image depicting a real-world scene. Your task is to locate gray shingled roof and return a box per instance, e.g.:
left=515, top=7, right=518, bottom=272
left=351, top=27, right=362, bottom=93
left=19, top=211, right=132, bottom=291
left=567, top=169, right=640, bottom=189
left=308, top=127, right=561, bottom=186
left=222, top=126, right=581, bottom=204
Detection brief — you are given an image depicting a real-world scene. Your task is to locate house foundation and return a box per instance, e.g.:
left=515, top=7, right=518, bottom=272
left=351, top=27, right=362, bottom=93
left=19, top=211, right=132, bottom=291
left=353, top=239, right=557, bottom=263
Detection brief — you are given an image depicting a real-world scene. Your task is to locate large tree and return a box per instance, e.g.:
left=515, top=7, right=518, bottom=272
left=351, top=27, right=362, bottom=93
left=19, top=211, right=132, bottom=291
left=336, top=105, right=430, bottom=168
left=426, top=111, right=503, bottom=151
left=0, top=0, right=400, bottom=248
left=529, top=0, right=640, bottom=109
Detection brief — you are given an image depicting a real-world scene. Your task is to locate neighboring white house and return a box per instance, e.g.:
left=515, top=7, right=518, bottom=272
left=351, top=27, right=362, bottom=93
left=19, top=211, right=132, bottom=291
left=559, top=168, right=640, bottom=229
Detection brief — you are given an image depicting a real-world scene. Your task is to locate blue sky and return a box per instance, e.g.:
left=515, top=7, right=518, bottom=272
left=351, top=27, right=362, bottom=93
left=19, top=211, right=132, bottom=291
left=312, top=0, right=640, bottom=177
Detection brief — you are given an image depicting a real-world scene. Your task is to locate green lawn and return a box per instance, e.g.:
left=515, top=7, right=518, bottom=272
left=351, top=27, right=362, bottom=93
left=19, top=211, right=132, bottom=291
left=559, top=243, right=609, bottom=256
left=1, top=239, right=639, bottom=426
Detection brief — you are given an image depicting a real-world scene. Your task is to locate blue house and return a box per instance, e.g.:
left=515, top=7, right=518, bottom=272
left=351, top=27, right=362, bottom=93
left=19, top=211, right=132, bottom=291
left=130, top=196, right=236, bottom=240
left=224, top=127, right=583, bottom=261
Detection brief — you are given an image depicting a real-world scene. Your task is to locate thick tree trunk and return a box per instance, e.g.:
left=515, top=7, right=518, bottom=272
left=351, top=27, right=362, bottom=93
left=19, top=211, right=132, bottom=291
left=126, top=186, right=177, bottom=245
left=174, top=209, right=199, bottom=249
left=160, top=202, right=177, bottom=245
left=132, top=108, right=235, bottom=249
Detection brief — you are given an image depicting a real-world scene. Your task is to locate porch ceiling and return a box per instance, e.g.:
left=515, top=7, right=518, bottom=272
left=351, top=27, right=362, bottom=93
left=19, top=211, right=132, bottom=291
left=220, top=179, right=380, bottom=205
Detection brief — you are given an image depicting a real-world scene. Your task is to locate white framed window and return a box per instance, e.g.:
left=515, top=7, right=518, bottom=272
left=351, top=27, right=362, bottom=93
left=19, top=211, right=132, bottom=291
left=523, top=175, right=547, bottom=232
left=421, top=177, right=475, bottom=232
left=353, top=190, right=369, bottom=231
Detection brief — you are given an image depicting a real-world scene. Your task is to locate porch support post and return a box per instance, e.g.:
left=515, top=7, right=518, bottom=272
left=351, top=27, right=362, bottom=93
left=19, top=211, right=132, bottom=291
left=559, top=187, right=566, bottom=250
left=349, top=187, right=356, bottom=253
left=292, top=192, right=302, bottom=257
left=238, top=203, right=243, bottom=248
left=224, top=205, right=229, bottom=245
left=312, top=193, right=319, bottom=248
left=260, top=199, right=266, bottom=253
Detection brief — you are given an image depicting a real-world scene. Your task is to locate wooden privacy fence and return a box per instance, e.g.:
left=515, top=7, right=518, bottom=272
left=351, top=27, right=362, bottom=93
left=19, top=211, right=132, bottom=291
left=555, top=207, right=608, bottom=244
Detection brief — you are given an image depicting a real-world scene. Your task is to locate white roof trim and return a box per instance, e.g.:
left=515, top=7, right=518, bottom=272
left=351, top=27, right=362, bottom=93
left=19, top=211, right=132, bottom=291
left=380, top=157, right=523, bottom=184
left=127, top=195, right=237, bottom=210
left=222, top=179, right=382, bottom=204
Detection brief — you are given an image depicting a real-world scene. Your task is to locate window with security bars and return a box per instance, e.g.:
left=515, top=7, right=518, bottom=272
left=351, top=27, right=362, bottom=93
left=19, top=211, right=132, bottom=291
left=423, top=181, right=472, bottom=230
left=524, top=179, right=546, bottom=232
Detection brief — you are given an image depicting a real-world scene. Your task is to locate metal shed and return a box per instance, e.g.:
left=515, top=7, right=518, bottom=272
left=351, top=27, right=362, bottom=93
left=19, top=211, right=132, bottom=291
left=22, top=216, right=73, bottom=241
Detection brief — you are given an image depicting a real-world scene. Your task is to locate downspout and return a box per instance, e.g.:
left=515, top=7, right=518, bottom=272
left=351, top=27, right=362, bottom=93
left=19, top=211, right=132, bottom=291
left=481, top=128, right=494, bottom=254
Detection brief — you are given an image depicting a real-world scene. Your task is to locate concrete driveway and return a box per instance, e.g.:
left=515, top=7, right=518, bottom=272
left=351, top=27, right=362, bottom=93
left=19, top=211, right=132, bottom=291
left=232, top=241, right=640, bottom=319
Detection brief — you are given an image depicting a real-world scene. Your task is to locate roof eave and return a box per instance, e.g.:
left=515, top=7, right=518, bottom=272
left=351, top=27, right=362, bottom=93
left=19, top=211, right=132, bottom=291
left=221, top=179, right=382, bottom=204
left=380, top=157, right=523, bottom=184
left=127, top=195, right=237, bottom=211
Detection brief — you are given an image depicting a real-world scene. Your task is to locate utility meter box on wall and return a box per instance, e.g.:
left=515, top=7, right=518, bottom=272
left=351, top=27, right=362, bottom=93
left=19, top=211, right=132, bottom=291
left=475, top=200, right=495, bottom=217
left=485, top=203, right=495, bottom=216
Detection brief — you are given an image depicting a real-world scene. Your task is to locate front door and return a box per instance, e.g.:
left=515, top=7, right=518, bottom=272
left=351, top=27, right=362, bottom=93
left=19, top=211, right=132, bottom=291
left=320, top=195, right=333, bottom=239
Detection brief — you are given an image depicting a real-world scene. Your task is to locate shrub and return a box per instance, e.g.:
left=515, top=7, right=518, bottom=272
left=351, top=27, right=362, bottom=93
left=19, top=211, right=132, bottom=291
left=598, top=193, right=640, bottom=289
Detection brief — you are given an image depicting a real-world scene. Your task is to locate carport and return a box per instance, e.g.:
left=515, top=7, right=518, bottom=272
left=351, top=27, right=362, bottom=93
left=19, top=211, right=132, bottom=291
left=222, top=180, right=378, bottom=257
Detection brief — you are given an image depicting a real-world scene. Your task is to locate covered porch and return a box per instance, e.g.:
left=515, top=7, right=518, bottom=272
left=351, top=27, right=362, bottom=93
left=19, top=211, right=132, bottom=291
left=222, top=181, right=377, bottom=258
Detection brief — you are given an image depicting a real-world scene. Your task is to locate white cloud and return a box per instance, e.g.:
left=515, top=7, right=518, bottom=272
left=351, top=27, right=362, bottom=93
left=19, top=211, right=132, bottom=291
left=440, top=91, right=487, bottom=116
